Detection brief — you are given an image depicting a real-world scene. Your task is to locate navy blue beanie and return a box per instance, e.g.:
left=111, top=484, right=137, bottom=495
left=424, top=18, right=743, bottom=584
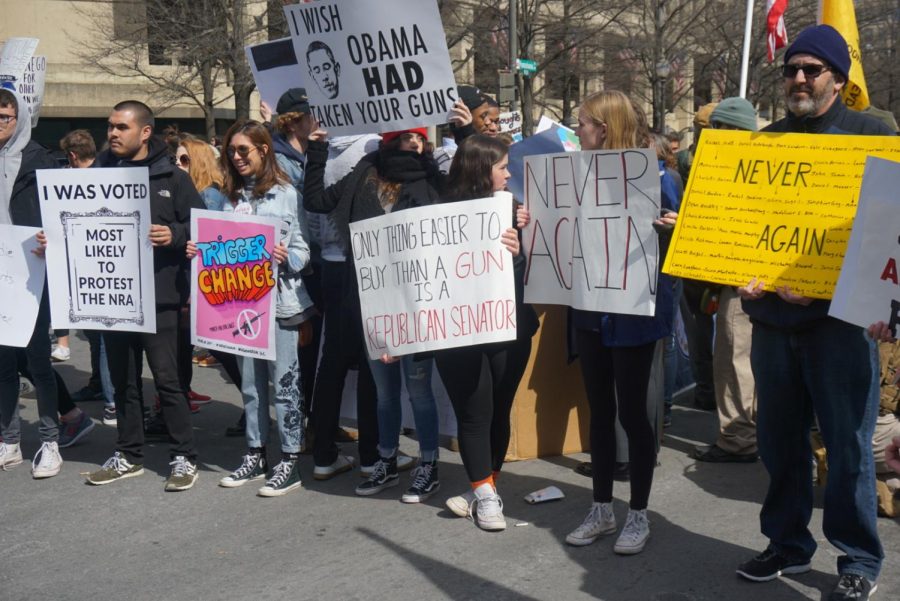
left=784, top=24, right=850, bottom=81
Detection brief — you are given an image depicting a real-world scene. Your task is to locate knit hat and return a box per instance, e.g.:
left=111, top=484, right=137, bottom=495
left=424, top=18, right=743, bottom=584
left=457, top=85, right=488, bottom=111
left=693, top=102, right=719, bottom=127
left=711, top=97, right=758, bottom=132
left=276, top=88, right=310, bottom=115
left=381, top=128, right=429, bottom=145
left=784, top=24, right=851, bottom=81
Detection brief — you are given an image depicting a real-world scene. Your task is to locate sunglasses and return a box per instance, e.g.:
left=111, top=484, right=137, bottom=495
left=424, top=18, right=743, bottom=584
left=227, top=145, right=258, bottom=158
left=177, top=154, right=190, bottom=167
left=781, top=63, right=831, bottom=79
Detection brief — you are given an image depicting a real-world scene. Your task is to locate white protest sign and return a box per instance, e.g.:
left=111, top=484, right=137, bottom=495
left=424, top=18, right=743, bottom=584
left=523, top=149, right=661, bottom=315
left=38, top=168, right=156, bottom=333
left=830, top=156, right=900, bottom=334
left=0, top=225, right=45, bottom=347
left=245, top=38, right=307, bottom=110
left=284, top=0, right=458, bottom=135
left=498, top=110, right=523, bottom=142
left=349, top=196, right=516, bottom=359
left=19, top=56, right=46, bottom=128
left=0, top=37, right=38, bottom=90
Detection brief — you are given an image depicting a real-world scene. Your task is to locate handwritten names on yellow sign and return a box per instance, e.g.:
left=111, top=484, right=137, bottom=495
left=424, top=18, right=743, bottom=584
left=662, top=130, right=900, bottom=298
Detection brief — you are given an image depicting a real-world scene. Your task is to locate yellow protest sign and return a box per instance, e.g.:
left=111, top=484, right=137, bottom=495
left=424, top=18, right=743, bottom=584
left=663, top=130, right=900, bottom=299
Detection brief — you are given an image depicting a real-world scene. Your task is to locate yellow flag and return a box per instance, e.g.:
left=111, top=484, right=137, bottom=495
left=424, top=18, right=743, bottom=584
left=819, top=0, right=870, bottom=110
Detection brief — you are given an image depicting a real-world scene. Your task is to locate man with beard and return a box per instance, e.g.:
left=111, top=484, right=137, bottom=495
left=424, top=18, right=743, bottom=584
left=734, top=25, right=893, bottom=601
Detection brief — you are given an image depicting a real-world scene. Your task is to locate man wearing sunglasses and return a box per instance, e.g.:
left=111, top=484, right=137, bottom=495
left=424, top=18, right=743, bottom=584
left=85, top=100, right=205, bottom=492
left=735, top=25, right=894, bottom=601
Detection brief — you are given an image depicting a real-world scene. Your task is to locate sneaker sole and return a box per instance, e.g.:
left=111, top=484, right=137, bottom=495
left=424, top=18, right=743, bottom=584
left=478, top=519, right=507, bottom=532
left=614, top=538, right=649, bottom=555
left=355, top=476, right=399, bottom=496
left=165, top=477, right=198, bottom=492
left=59, top=420, right=96, bottom=449
left=257, top=481, right=302, bottom=497
left=446, top=496, right=470, bottom=518
left=735, top=563, right=811, bottom=582
left=219, top=473, right=266, bottom=488
left=401, top=482, right=440, bottom=503
left=1, top=457, right=24, bottom=469
left=313, top=460, right=355, bottom=481
left=566, top=522, right=617, bottom=546
left=86, top=467, right=145, bottom=485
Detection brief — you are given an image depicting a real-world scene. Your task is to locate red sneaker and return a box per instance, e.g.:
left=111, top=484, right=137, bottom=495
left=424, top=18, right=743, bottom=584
left=188, top=390, right=213, bottom=405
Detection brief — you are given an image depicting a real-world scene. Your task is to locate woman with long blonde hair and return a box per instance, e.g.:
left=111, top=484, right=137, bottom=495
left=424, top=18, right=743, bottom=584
left=176, top=137, right=227, bottom=211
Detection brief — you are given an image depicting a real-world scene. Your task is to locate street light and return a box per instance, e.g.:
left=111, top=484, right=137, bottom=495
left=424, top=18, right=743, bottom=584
left=655, top=59, right=672, bottom=132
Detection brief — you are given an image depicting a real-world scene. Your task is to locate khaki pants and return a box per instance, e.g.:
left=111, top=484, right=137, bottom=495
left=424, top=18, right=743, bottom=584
left=713, top=287, right=757, bottom=454
left=873, top=412, right=900, bottom=475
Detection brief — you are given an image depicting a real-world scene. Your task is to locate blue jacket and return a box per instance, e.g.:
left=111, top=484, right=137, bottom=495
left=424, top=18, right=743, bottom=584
left=199, top=185, right=227, bottom=212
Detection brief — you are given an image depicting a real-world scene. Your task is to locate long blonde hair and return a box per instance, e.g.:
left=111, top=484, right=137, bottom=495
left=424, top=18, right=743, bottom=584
left=181, top=137, right=224, bottom=193
left=579, top=90, right=639, bottom=150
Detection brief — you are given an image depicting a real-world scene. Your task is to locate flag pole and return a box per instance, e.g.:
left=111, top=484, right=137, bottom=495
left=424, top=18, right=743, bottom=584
left=739, top=0, right=754, bottom=98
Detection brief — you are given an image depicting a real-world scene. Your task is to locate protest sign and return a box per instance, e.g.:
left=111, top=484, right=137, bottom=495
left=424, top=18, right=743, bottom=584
left=283, top=0, right=458, bottom=135
left=498, top=110, right=523, bottom=142
left=830, top=157, right=900, bottom=334
left=663, top=130, right=900, bottom=298
left=0, top=37, right=38, bottom=89
left=190, top=210, right=283, bottom=361
left=349, top=196, right=516, bottom=359
left=507, top=120, right=580, bottom=202
left=38, top=168, right=155, bottom=333
left=0, top=225, right=45, bottom=347
left=18, top=56, right=46, bottom=127
left=245, top=38, right=307, bottom=110
left=522, top=149, right=661, bottom=315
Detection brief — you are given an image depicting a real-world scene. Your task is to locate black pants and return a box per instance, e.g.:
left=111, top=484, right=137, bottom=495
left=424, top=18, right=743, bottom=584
left=106, top=308, right=196, bottom=462
left=83, top=330, right=103, bottom=392
left=175, top=308, right=242, bottom=393
left=681, top=281, right=715, bottom=407
left=299, top=264, right=324, bottom=421
left=436, top=338, right=532, bottom=483
left=576, top=330, right=656, bottom=510
left=15, top=349, right=72, bottom=415
left=311, top=260, right=378, bottom=467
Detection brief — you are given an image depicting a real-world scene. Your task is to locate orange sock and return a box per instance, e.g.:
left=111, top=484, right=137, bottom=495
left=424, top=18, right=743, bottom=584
left=471, top=475, right=494, bottom=491
left=492, top=470, right=500, bottom=482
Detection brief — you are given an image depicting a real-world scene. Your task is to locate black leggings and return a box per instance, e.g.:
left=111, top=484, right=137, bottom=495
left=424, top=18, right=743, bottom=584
left=576, top=329, right=656, bottom=510
left=435, top=338, right=532, bottom=483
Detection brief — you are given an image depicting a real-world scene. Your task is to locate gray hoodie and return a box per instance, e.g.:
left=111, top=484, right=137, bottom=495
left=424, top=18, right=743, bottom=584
left=0, top=88, right=31, bottom=225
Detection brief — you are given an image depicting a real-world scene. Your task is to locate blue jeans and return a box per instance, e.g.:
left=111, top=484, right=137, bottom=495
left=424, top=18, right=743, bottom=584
left=99, top=335, right=115, bottom=408
left=240, top=322, right=303, bottom=453
left=368, top=355, right=439, bottom=462
left=751, top=317, right=882, bottom=581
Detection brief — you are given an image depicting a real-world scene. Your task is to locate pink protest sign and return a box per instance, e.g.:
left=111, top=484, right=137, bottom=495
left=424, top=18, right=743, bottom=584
left=190, top=210, right=283, bottom=360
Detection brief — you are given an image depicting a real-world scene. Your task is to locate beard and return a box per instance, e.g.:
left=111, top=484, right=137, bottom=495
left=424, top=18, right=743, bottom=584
left=786, top=82, right=833, bottom=117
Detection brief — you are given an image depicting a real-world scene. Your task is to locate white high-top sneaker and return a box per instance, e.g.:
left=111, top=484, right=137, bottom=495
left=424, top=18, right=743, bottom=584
left=473, top=482, right=506, bottom=531
left=566, top=502, right=616, bottom=546
left=31, top=441, right=62, bottom=478
left=0, top=442, right=23, bottom=469
left=613, top=509, right=650, bottom=555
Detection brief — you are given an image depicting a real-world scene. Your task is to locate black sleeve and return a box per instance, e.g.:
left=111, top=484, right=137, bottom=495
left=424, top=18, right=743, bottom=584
left=168, top=169, right=204, bottom=250
left=302, top=140, right=345, bottom=214
left=452, top=122, right=477, bottom=144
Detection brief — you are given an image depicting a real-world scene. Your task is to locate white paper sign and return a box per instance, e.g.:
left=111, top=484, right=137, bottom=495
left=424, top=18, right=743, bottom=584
left=283, top=0, right=458, bottom=135
left=830, top=156, right=900, bottom=333
left=523, top=149, right=661, bottom=315
left=38, top=168, right=156, bottom=333
left=498, top=110, right=523, bottom=142
left=0, top=37, right=38, bottom=89
left=0, top=225, right=45, bottom=347
left=349, top=196, right=517, bottom=359
left=18, top=56, right=46, bottom=128
left=245, top=38, right=307, bottom=110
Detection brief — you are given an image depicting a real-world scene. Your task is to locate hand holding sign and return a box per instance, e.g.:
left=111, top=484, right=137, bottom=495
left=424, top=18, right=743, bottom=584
left=149, top=224, right=172, bottom=247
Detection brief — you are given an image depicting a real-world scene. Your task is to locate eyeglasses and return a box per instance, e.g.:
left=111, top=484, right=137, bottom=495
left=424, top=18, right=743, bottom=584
left=0, top=114, right=17, bottom=125
left=226, top=145, right=258, bottom=158
left=177, top=154, right=190, bottom=167
left=781, top=63, right=831, bottom=79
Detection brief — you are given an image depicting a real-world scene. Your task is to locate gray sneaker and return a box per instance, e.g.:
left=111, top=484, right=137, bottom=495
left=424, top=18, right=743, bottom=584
left=86, top=451, right=144, bottom=485
left=164, top=455, right=198, bottom=492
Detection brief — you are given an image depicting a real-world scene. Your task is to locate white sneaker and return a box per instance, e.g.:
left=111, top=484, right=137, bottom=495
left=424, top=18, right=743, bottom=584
left=473, top=482, right=506, bottom=531
left=614, top=509, right=650, bottom=555
left=360, top=454, right=414, bottom=476
left=32, top=441, right=63, bottom=478
left=18, top=378, right=34, bottom=397
left=313, top=454, right=356, bottom=480
left=566, top=502, right=616, bottom=546
left=445, top=489, right=476, bottom=517
left=51, top=344, right=71, bottom=362
left=0, top=442, right=23, bottom=469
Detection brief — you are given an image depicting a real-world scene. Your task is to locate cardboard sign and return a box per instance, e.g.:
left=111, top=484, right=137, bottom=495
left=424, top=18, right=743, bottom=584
left=522, top=149, right=661, bottom=315
left=349, top=196, right=516, bottom=359
left=245, top=38, right=307, bottom=110
left=38, top=168, right=156, bottom=332
left=283, top=0, right=458, bottom=135
left=0, top=225, right=45, bottom=347
left=507, top=120, right=580, bottom=202
left=830, top=157, right=900, bottom=333
left=190, top=210, right=282, bottom=361
left=663, top=130, right=900, bottom=299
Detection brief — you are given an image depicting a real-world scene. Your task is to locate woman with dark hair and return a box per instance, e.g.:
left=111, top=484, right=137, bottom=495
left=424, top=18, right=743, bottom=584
left=564, top=90, right=677, bottom=554
left=303, top=127, right=443, bottom=502
left=188, top=120, right=314, bottom=497
left=437, top=135, right=538, bottom=531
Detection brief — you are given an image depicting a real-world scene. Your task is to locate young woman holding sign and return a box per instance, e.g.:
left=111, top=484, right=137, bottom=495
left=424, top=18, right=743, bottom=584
left=187, top=121, right=315, bottom=497
left=436, top=134, right=538, bottom=531
left=564, top=90, right=677, bottom=554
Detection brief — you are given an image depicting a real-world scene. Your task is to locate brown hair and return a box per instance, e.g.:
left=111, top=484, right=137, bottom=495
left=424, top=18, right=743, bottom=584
left=579, top=90, right=639, bottom=150
left=0, top=89, right=17, bottom=112
left=181, top=137, right=224, bottom=193
left=275, top=111, right=310, bottom=134
left=59, top=129, right=96, bottom=161
left=651, top=133, right=677, bottom=170
left=220, top=120, right=288, bottom=200
left=445, top=135, right=508, bottom=201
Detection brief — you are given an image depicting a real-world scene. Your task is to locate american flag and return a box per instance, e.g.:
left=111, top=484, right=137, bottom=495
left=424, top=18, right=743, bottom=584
left=766, top=0, right=789, bottom=62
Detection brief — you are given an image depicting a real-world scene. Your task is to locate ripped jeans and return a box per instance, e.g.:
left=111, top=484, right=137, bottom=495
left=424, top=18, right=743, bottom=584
left=368, top=355, right=439, bottom=462
left=240, top=322, right=304, bottom=454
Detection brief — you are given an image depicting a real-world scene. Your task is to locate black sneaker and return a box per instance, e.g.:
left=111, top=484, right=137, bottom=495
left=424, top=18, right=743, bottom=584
left=401, top=460, right=440, bottom=503
left=71, top=385, right=104, bottom=402
left=258, top=459, right=302, bottom=497
left=829, top=574, right=877, bottom=601
left=219, top=452, right=268, bottom=488
left=355, top=456, right=399, bottom=496
left=225, top=412, right=246, bottom=437
left=736, top=548, right=811, bottom=582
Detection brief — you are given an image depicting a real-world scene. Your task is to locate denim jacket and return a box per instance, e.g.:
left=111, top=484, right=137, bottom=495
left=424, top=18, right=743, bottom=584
left=224, top=183, right=313, bottom=319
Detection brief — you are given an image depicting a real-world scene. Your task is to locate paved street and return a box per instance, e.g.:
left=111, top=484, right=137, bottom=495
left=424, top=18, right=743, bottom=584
left=2, top=333, right=898, bottom=601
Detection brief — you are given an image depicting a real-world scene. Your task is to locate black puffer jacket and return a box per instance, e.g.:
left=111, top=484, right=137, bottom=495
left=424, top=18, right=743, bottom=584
left=96, top=137, right=204, bottom=307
